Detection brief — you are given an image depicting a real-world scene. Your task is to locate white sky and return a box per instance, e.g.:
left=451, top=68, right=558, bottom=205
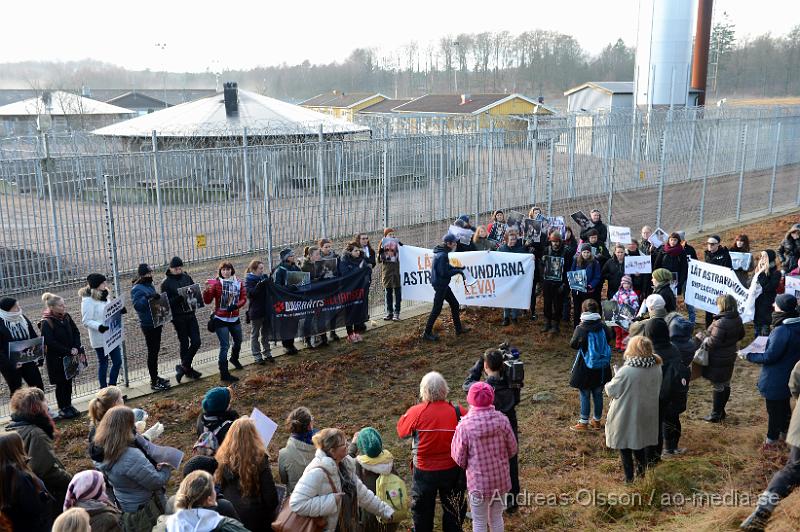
left=1, top=0, right=797, bottom=72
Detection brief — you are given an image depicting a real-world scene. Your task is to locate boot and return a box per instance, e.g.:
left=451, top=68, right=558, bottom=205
left=551, top=321, right=560, bottom=334
left=740, top=508, right=772, bottom=531
left=541, top=319, right=552, bottom=333
left=502, top=317, right=511, bottom=326
left=719, top=386, right=731, bottom=419
left=219, top=363, right=239, bottom=383
left=703, top=390, right=726, bottom=423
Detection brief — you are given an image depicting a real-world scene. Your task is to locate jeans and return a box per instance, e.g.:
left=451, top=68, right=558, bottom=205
left=503, top=308, right=519, bottom=320
left=469, top=496, right=504, bottom=532
left=385, top=287, right=401, bottom=315
left=249, top=317, right=269, bottom=360
left=172, top=315, right=201, bottom=369
left=214, top=320, right=242, bottom=364
left=94, top=346, right=122, bottom=389
left=620, top=448, right=648, bottom=482
left=55, top=381, right=72, bottom=410
left=765, top=398, right=792, bottom=441
left=0, top=362, right=44, bottom=398
left=686, top=304, right=696, bottom=326
left=411, top=467, right=466, bottom=532
left=766, top=445, right=800, bottom=499
left=579, top=386, right=604, bottom=422
left=424, top=287, right=462, bottom=335
left=141, top=326, right=162, bottom=382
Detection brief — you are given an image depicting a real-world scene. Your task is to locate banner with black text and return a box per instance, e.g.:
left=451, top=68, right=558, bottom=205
left=684, top=259, right=760, bottom=323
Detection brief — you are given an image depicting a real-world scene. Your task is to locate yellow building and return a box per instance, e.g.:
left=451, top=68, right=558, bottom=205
left=300, top=91, right=387, bottom=122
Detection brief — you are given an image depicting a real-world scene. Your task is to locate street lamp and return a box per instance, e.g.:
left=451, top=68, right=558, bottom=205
left=155, top=42, right=167, bottom=108
left=452, top=41, right=460, bottom=93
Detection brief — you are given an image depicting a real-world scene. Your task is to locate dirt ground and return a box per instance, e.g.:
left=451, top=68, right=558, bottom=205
left=53, top=211, right=800, bottom=531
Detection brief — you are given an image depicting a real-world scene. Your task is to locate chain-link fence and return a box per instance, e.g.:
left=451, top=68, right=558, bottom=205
left=2, top=105, right=800, bottom=416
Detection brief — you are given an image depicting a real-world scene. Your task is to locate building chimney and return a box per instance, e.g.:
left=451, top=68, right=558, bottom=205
left=223, top=82, right=239, bottom=117
left=81, top=85, right=91, bottom=97
left=691, top=0, right=714, bottom=106
left=460, top=93, right=471, bottom=105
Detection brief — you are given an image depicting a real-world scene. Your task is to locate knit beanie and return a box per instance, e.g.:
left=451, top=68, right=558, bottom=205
left=579, top=243, right=592, bottom=252
left=202, top=387, right=231, bottom=413
left=652, top=268, right=673, bottom=284
left=775, top=293, right=798, bottom=313
left=467, top=381, right=495, bottom=408
left=279, top=248, right=295, bottom=261
left=676, top=231, right=686, bottom=242
left=0, top=297, right=16, bottom=312
left=620, top=275, right=632, bottom=286
left=86, top=273, right=107, bottom=289
left=645, top=294, right=666, bottom=312
left=182, top=455, right=219, bottom=477
left=137, top=263, right=152, bottom=277
left=356, top=427, right=383, bottom=458
left=443, top=233, right=458, bottom=244
left=643, top=318, right=671, bottom=347
left=383, top=228, right=395, bottom=237
left=169, top=256, right=184, bottom=268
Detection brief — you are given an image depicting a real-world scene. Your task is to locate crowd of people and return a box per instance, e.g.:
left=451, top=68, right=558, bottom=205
left=2, top=210, right=800, bottom=532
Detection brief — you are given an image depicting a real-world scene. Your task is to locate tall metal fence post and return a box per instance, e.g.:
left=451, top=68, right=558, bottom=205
left=487, top=118, right=494, bottom=208
left=102, top=174, right=129, bottom=387
left=474, top=133, right=480, bottom=222
left=383, top=139, right=389, bottom=228
left=242, top=127, right=253, bottom=251
left=686, top=109, right=697, bottom=183
left=546, top=138, right=554, bottom=214
left=150, top=131, right=167, bottom=263
left=769, top=122, right=782, bottom=213
left=263, top=159, right=274, bottom=272
left=606, top=134, right=616, bottom=223
left=655, top=129, right=667, bottom=229
left=735, top=124, right=748, bottom=222
left=529, top=116, right=538, bottom=204
left=438, top=121, right=445, bottom=220
left=42, top=132, right=63, bottom=281
left=317, top=125, right=327, bottom=236
left=568, top=118, right=576, bottom=197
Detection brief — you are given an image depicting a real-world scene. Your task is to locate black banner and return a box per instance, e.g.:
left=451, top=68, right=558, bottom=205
left=265, top=268, right=370, bottom=341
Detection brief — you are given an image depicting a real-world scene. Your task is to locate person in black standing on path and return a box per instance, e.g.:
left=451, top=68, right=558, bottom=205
left=131, top=264, right=171, bottom=391
left=39, top=293, right=81, bottom=419
left=423, top=234, right=468, bottom=341
left=703, top=235, right=733, bottom=326
left=541, top=232, right=569, bottom=334
left=160, top=256, right=202, bottom=383
left=0, top=297, right=45, bottom=397
left=273, top=248, right=302, bottom=355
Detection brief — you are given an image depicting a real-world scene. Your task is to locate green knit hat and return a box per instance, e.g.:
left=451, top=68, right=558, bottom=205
left=356, top=427, right=383, bottom=458
left=652, top=268, right=673, bottom=284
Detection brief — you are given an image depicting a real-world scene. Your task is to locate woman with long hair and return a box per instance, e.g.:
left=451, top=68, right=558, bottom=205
left=63, top=470, right=123, bottom=532
left=94, top=406, right=172, bottom=532
left=338, top=244, right=371, bottom=343
left=40, top=292, right=82, bottom=419
left=0, top=431, right=54, bottom=532
left=244, top=260, right=273, bottom=365
left=80, top=273, right=122, bottom=389
left=0, top=296, right=45, bottom=397
left=471, top=225, right=492, bottom=251
left=153, top=471, right=248, bottom=532
left=214, top=417, right=279, bottom=532
left=5, top=387, right=71, bottom=514
left=203, top=262, right=247, bottom=383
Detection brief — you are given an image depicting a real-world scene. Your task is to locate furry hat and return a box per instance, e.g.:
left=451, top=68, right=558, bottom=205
left=86, top=273, right=107, bottom=289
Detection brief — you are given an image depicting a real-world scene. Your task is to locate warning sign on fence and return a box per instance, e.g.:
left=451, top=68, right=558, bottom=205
left=195, top=234, right=207, bottom=249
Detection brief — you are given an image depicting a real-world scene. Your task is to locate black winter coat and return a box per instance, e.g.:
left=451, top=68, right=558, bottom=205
left=463, top=359, right=520, bottom=435
left=160, top=270, right=197, bottom=317
left=654, top=249, right=688, bottom=293
left=541, top=244, right=569, bottom=286
left=569, top=319, right=613, bottom=390
left=704, top=247, right=733, bottom=269
left=653, top=282, right=678, bottom=313
left=40, top=314, right=81, bottom=385
left=779, top=234, right=800, bottom=274
left=754, top=269, right=781, bottom=327
left=665, top=312, right=696, bottom=367
left=245, top=273, right=268, bottom=320
left=1, top=464, right=54, bottom=532
left=580, top=220, right=608, bottom=244
left=431, top=244, right=462, bottom=289
left=700, top=311, right=745, bottom=383
left=0, top=316, right=38, bottom=374
left=601, top=256, right=625, bottom=299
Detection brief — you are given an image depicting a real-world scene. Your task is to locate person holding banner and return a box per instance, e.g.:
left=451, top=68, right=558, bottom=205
left=704, top=236, right=733, bottom=325
left=570, top=244, right=602, bottom=327
left=131, top=264, right=172, bottom=391
left=79, top=274, right=123, bottom=390
left=0, top=297, right=44, bottom=397
left=499, top=229, right=528, bottom=326
left=602, top=245, right=627, bottom=300
left=472, top=225, right=493, bottom=251
left=338, top=244, right=372, bottom=343
left=752, top=250, right=782, bottom=337
left=778, top=223, right=800, bottom=275
left=697, top=295, right=745, bottom=423
left=39, top=293, right=81, bottom=419
left=244, top=260, right=274, bottom=365
left=541, top=232, right=570, bottom=333
left=273, top=249, right=301, bottom=355
left=423, top=234, right=467, bottom=342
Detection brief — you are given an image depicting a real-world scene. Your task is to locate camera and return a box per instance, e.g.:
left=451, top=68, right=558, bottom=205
left=498, top=341, right=524, bottom=389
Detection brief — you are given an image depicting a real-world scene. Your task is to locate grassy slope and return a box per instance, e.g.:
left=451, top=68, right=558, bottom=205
left=54, top=212, right=800, bottom=531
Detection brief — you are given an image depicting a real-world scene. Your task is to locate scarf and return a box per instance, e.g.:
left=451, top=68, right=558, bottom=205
left=64, top=470, right=111, bottom=510
left=0, top=308, right=29, bottom=340
left=772, top=310, right=799, bottom=328
left=357, top=449, right=394, bottom=467
left=291, top=429, right=317, bottom=445
left=624, top=355, right=658, bottom=368
left=580, top=312, right=602, bottom=322
left=337, top=460, right=358, bottom=532
left=10, top=413, right=55, bottom=439
left=662, top=241, right=684, bottom=257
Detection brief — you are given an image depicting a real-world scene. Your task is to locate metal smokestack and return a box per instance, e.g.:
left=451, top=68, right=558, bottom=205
left=223, top=82, right=239, bottom=117
left=691, top=0, right=714, bottom=106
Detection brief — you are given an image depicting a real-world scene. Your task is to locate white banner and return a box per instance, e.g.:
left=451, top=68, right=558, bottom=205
left=624, top=255, right=652, bottom=274
left=103, top=297, right=125, bottom=353
left=608, top=225, right=632, bottom=244
left=684, top=259, right=759, bottom=323
left=400, top=245, right=534, bottom=309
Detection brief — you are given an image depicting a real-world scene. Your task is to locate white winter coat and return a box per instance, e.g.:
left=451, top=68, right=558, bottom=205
left=79, top=287, right=109, bottom=349
left=289, top=449, right=393, bottom=532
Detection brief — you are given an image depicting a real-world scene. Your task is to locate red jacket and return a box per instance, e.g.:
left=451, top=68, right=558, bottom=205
left=397, top=400, right=465, bottom=471
left=202, top=277, right=247, bottom=319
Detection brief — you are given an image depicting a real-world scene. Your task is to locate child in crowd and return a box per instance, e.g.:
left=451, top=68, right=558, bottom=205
left=610, top=275, right=640, bottom=351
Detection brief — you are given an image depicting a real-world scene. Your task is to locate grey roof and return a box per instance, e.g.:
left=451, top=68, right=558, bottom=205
left=300, top=92, right=387, bottom=108
left=0, top=91, right=135, bottom=117
left=358, top=99, right=412, bottom=114
left=0, top=88, right=217, bottom=108
left=106, top=91, right=170, bottom=109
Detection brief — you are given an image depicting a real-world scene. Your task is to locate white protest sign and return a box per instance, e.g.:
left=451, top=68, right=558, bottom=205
left=684, top=258, right=760, bottom=323
left=103, top=297, right=125, bottom=354
left=624, top=255, right=652, bottom=275
left=608, top=225, right=632, bottom=244
left=785, top=275, right=800, bottom=298
left=250, top=408, right=278, bottom=447
left=738, top=336, right=769, bottom=357
left=400, top=245, right=534, bottom=310
left=730, top=252, right=752, bottom=271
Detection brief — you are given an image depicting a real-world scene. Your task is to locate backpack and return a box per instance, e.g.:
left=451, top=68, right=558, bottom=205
left=375, top=472, right=409, bottom=524
left=580, top=328, right=612, bottom=369
left=192, top=421, right=232, bottom=456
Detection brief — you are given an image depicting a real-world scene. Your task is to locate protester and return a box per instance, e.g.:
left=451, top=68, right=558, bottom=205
left=347, top=427, right=402, bottom=532
left=244, top=260, right=273, bottom=365
left=353, top=233, right=376, bottom=334
left=164, top=456, right=240, bottom=519
left=87, top=386, right=124, bottom=462
left=778, top=223, right=800, bottom=274
left=423, top=234, right=467, bottom=341
left=290, top=428, right=394, bottom=532
left=625, top=239, right=650, bottom=297
left=278, top=407, right=317, bottom=495
left=338, top=243, right=371, bottom=342
left=318, top=238, right=339, bottom=263
left=6, top=387, right=71, bottom=514
left=397, top=372, right=466, bottom=532
left=580, top=209, right=608, bottom=244
left=569, top=299, right=613, bottom=432
left=472, top=225, right=493, bottom=251
left=0, top=296, right=45, bottom=397
left=160, top=256, right=203, bottom=382
left=487, top=210, right=507, bottom=247
left=570, top=244, right=602, bottom=326
left=214, top=418, right=279, bottom=532
left=301, top=246, right=329, bottom=348
left=94, top=406, right=172, bottom=532
left=196, top=387, right=239, bottom=453
left=740, top=294, right=800, bottom=449
left=451, top=381, right=517, bottom=532
left=649, top=268, right=677, bottom=313
left=525, top=207, right=545, bottom=322
left=453, top=214, right=477, bottom=252
left=39, top=292, right=81, bottom=418
left=739, top=359, right=800, bottom=531
left=677, top=231, right=699, bottom=325
left=731, top=234, right=754, bottom=286
left=63, top=470, right=123, bottom=532
left=379, top=229, right=403, bottom=322
left=604, top=336, right=662, bottom=483
left=541, top=232, right=569, bottom=333
left=697, top=294, right=745, bottom=423
left=131, top=264, right=171, bottom=391
left=0, top=431, right=54, bottom=532
left=499, top=228, right=527, bottom=325
left=585, top=229, right=610, bottom=267
left=653, top=233, right=688, bottom=294
left=562, top=226, right=578, bottom=322
left=602, top=245, right=627, bottom=301
left=609, top=276, right=640, bottom=351
left=629, top=294, right=667, bottom=338
left=640, top=226, right=655, bottom=255
left=703, top=235, right=733, bottom=325
left=665, top=311, right=696, bottom=367
left=752, top=250, right=781, bottom=337
left=273, top=248, right=301, bottom=355
left=52, top=507, right=91, bottom=532
left=155, top=470, right=249, bottom=532
left=203, top=262, right=248, bottom=383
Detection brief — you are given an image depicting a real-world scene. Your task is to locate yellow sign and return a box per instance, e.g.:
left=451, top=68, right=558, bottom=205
left=639, top=170, right=645, bottom=180
left=195, top=234, right=207, bottom=249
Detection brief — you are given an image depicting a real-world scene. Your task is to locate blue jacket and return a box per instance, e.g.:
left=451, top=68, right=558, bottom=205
left=747, top=317, right=800, bottom=400
left=131, top=280, right=158, bottom=328
left=245, top=272, right=267, bottom=320
left=431, top=244, right=463, bottom=290
left=570, top=258, right=602, bottom=294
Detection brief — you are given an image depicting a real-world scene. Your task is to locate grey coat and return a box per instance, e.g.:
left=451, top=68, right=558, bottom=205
left=787, top=360, right=800, bottom=448
left=96, top=447, right=170, bottom=513
left=604, top=359, right=663, bottom=450
left=278, top=437, right=316, bottom=494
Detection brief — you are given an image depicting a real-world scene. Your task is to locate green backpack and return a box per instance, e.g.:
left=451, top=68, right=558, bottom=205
left=375, top=472, right=409, bottom=524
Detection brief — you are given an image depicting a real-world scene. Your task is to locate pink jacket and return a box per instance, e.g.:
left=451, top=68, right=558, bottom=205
left=450, top=405, right=517, bottom=497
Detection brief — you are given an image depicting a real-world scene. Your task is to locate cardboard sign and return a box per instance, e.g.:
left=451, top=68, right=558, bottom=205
left=608, top=225, right=632, bottom=244
left=624, top=255, right=652, bottom=275
left=250, top=408, right=278, bottom=447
